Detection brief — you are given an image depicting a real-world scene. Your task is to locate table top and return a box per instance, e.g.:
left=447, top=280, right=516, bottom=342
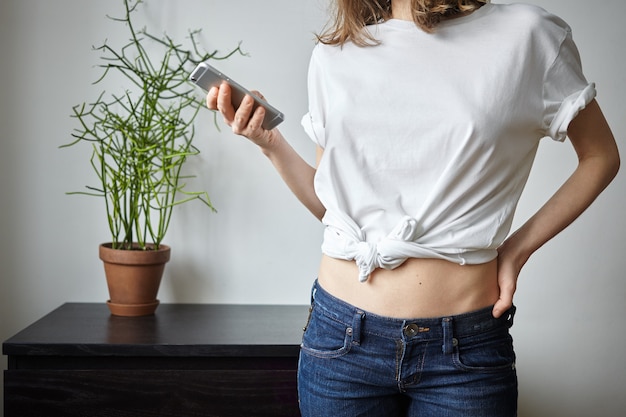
left=3, top=303, right=310, bottom=358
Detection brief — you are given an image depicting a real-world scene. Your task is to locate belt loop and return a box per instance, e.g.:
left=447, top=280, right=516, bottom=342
left=441, top=317, right=456, bottom=354
left=303, top=282, right=318, bottom=333
left=310, top=281, right=318, bottom=305
left=351, top=310, right=364, bottom=346
left=506, top=305, right=517, bottom=328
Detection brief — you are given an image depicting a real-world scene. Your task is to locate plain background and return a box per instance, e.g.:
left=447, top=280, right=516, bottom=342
left=0, top=1, right=624, bottom=416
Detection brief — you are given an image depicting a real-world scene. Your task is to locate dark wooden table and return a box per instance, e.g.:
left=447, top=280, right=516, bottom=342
left=3, top=303, right=309, bottom=417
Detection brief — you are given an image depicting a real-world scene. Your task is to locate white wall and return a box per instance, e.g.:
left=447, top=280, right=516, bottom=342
left=0, top=1, right=624, bottom=416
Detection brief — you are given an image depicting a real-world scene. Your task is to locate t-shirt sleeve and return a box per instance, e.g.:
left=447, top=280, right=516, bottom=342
left=301, top=45, right=327, bottom=148
left=542, top=23, right=596, bottom=142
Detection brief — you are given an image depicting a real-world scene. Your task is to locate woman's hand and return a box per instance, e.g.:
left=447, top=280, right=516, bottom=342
left=206, top=82, right=279, bottom=150
left=206, top=81, right=326, bottom=220
left=493, top=238, right=528, bottom=318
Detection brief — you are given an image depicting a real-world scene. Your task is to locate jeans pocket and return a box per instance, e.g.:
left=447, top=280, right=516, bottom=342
left=300, top=305, right=353, bottom=359
left=452, top=328, right=516, bottom=373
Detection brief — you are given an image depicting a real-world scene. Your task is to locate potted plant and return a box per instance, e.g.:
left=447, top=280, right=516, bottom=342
left=62, top=0, right=241, bottom=316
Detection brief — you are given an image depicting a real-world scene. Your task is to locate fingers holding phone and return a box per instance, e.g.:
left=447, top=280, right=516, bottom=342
left=191, top=61, right=284, bottom=130
left=207, top=82, right=237, bottom=124
left=205, top=85, right=219, bottom=112
left=231, top=93, right=267, bottom=136
left=207, top=82, right=273, bottom=146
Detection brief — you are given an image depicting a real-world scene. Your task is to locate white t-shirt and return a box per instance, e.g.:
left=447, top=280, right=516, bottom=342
left=301, top=3, right=596, bottom=282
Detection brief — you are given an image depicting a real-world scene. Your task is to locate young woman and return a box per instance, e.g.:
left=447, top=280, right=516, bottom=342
left=207, top=0, right=619, bottom=415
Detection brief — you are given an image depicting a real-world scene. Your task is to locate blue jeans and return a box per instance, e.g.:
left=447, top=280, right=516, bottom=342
left=298, top=280, right=517, bottom=417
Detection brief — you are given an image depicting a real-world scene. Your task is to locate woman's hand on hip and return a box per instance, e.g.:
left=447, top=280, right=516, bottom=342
left=493, top=240, right=528, bottom=318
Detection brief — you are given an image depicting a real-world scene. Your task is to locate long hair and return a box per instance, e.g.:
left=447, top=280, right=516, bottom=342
left=318, top=0, right=490, bottom=46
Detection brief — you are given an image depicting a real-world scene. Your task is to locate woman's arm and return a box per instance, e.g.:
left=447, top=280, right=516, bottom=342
left=493, top=99, right=620, bottom=318
left=207, top=82, right=326, bottom=220
left=261, top=136, right=326, bottom=221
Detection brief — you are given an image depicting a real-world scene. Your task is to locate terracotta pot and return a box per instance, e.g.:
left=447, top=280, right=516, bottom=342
left=99, top=243, right=171, bottom=317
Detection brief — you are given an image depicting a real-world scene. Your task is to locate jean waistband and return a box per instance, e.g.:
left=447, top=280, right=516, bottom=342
left=311, top=280, right=515, bottom=342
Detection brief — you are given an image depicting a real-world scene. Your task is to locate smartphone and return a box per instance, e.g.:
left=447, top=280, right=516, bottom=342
left=189, top=62, right=285, bottom=130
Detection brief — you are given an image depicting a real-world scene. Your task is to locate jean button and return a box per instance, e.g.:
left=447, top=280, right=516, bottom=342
left=403, top=323, right=419, bottom=337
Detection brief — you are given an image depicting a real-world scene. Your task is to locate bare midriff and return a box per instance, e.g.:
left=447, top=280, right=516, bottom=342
left=317, top=254, right=500, bottom=319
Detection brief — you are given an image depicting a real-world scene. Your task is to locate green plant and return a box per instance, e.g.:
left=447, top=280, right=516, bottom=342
left=62, top=0, right=242, bottom=250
